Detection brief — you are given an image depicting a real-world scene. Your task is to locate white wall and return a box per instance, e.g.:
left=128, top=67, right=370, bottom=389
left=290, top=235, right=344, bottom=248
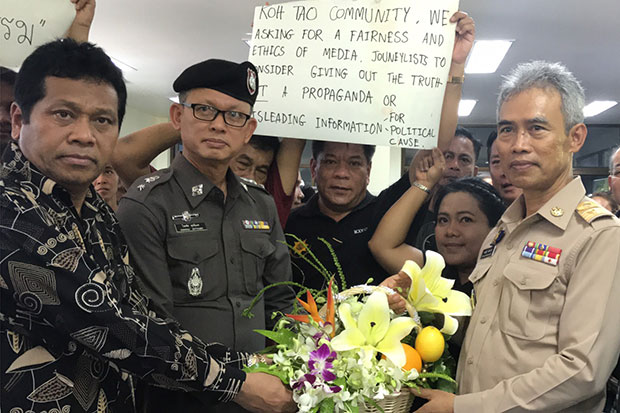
left=368, top=146, right=403, bottom=195
left=119, top=106, right=170, bottom=170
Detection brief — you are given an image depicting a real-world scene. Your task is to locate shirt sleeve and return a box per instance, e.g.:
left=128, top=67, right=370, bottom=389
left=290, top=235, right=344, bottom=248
left=264, top=162, right=294, bottom=228
left=0, top=204, right=246, bottom=405
left=262, top=196, right=295, bottom=329
left=116, top=197, right=175, bottom=317
left=455, top=225, right=620, bottom=412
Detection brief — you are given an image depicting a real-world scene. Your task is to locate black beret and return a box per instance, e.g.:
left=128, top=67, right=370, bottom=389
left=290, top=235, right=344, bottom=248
left=173, top=59, right=259, bottom=106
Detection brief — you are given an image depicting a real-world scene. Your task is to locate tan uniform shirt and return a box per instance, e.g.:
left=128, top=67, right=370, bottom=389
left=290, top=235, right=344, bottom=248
left=455, top=177, right=620, bottom=412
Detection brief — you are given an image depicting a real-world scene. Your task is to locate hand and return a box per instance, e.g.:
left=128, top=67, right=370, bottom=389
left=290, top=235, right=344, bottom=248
left=234, top=372, right=296, bottom=413
left=67, top=0, right=96, bottom=42
left=450, top=11, right=475, bottom=65
left=413, top=388, right=455, bottom=413
left=414, top=148, right=445, bottom=188
left=380, top=271, right=411, bottom=314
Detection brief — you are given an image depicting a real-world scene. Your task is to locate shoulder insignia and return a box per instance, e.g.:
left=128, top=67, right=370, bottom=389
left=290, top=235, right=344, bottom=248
left=239, top=176, right=269, bottom=195
left=124, top=169, right=173, bottom=201
left=577, top=200, right=613, bottom=223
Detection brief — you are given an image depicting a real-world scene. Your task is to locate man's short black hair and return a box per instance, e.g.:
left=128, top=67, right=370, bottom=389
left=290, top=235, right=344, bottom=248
left=454, top=126, right=481, bottom=161
left=486, top=130, right=498, bottom=162
left=1, top=66, right=18, bottom=87
left=311, top=140, right=376, bottom=163
left=14, top=39, right=127, bottom=129
left=249, top=135, right=280, bottom=155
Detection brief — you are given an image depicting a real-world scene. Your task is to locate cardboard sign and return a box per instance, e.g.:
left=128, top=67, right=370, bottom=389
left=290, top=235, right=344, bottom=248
left=249, top=0, right=459, bottom=149
left=0, top=0, right=74, bottom=69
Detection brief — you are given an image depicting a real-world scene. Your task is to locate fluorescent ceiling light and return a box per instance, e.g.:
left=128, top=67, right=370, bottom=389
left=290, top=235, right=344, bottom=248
left=169, top=96, right=179, bottom=103
left=465, top=40, right=513, bottom=74
left=110, top=57, right=137, bottom=73
left=458, top=99, right=477, bottom=117
left=583, top=100, right=617, bottom=117
left=243, top=39, right=251, bottom=47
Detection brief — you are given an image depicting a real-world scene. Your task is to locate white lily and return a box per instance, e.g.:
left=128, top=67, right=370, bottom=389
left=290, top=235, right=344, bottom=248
left=402, top=250, right=473, bottom=335
left=331, top=291, right=416, bottom=367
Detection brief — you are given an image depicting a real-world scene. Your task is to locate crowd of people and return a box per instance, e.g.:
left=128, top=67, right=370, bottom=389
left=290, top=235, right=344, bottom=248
left=1, top=1, right=619, bottom=413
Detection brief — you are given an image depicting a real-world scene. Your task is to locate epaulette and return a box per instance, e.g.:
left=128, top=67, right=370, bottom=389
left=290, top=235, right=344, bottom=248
left=238, top=176, right=270, bottom=195
left=124, top=168, right=174, bottom=202
left=576, top=199, right=613, bottom=224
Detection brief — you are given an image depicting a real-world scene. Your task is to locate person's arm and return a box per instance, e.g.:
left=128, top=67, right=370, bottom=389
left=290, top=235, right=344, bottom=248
left=369, top=148, right=445, bottom=274
left=262, top=198, right=295, bottom=328
left=434, top=11, right=475, bottom=155
left=276, top=138, right=306, bottom=195
left=66, top=0, right=95, bottom=43
left=112, top=122, right=180, bottom=188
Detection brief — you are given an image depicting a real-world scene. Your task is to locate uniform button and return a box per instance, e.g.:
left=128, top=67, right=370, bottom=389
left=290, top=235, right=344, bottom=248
left=493, top=279, right=499, bottom=286
left=480, top=317, right=487, bottom=324
left=229, top=257, right=235, bottom=264
left=467, top=357, right=474, bottom=365
left=506, top=242, right=514, bottom=250
left=236, top=302, right=241, bottom=308
left=520, top=278, right=527, bottom=285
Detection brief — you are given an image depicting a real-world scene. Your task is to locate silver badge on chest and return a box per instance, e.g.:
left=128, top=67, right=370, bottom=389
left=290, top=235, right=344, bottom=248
left=188, top=267, right=203, bottom=297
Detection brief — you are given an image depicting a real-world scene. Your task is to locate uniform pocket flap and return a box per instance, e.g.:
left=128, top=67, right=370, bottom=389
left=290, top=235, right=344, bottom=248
left=167, top=235, right=219, bottom=263
left=241, top=236, right=275, bottom=258
left=502, top=262, right=557, bottom=290
left=469, top=262, right=492, bottom=284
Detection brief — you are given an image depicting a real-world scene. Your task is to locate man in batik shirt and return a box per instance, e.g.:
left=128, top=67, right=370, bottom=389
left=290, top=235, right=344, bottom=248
left=0, top=39, right=294, bottom=413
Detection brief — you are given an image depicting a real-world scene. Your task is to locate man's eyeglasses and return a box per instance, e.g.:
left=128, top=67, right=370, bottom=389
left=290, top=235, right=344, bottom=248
left=180, top=103, right=251, bottom=127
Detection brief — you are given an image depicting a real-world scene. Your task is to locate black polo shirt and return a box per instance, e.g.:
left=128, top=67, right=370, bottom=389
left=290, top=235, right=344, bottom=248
left=285, top=173, right=411, bottom=291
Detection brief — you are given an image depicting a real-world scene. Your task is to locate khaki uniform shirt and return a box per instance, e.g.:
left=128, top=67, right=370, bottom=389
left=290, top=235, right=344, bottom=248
left=456, top=177, right=620, bottom=412
left=117, top=155, right=294, bottom=354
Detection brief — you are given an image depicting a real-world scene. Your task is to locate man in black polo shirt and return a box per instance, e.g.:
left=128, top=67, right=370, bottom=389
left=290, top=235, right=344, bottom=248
left=285, top=11, right=475, bottom=290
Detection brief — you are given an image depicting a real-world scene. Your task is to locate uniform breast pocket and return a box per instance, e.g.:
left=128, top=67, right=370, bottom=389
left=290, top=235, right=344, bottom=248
left=241, top=236, right=276, bottom=295
left=498, top=262, right=559, bottom=341
left=166, top=235, right=219, bottom=301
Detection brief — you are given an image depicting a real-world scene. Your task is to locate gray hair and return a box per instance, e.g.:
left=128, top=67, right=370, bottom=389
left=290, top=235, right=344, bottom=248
left=611, top=146, right=620, bottom=175
left=497, top=61, right=585, bottom=134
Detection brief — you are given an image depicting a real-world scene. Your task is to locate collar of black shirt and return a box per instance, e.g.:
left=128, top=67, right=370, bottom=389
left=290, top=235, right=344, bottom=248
left=294, top=190, right=377, bottom=219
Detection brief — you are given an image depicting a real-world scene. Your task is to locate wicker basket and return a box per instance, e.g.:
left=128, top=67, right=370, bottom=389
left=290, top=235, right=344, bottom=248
left=360, top=391, right=415, bottom=413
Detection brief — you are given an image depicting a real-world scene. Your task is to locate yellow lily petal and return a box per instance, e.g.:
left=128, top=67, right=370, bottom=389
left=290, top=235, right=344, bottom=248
left=338, top=302, right=358, bottom=330
left=439, top=315, right=459, bottom=335
left=420, top=251, right=453, bottom=298
left=357, top=292, right=391, bottom=346
left=436, top=290, right=473, bottom=316
left=376, top=317, right=417, bottom=367
left=331, top=327, right=367, bottom=351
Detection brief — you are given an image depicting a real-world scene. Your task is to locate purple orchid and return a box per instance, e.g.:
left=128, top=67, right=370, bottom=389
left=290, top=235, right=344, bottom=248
left=308, top=343, right=337, bottom=382
left=292, top=373, right=316, bottom=390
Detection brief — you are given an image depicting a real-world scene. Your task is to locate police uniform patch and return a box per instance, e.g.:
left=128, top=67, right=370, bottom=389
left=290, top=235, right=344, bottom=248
left=188, top=268, right=203, bottom=296
left=521, top=241, right=562, bottom=266
left=242, top=219, right=270, bottom=230
left=577, top=200, right=611, bottom=223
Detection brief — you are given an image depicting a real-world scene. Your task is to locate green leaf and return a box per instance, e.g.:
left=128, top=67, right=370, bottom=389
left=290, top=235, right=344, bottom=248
left=320, top=398, right=335, bottom=412
left=242, top=364, right=289, bottom=384
left=253, top=328, right=295, bottom=347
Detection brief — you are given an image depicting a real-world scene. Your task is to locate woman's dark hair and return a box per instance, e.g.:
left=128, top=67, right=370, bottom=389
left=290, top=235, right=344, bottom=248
left=434, top=177, right=506, bottom=227
left=14, top=39, right=127, bottom=129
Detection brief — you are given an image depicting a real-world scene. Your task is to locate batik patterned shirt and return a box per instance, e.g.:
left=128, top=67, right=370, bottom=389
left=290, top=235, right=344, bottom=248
left=0, top=144, right=247, bottom=412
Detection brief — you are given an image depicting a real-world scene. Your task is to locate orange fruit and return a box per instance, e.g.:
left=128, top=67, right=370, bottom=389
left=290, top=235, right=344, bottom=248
left=381, top=343, right=422, bottom=372
left=402, top=343, right=423, bottom=372
left=415, top=326, right=445, bottom=363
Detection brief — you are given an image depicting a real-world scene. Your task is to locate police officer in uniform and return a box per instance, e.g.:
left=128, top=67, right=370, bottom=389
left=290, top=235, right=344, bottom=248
left=411, top=62, right=620, bottom=413
left=117, top=59, right=294, bottom=412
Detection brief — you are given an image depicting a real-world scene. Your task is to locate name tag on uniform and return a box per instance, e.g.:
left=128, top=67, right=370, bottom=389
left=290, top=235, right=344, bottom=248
left=242, top=220, right=270, bottom=230
left=174, top=222, right=207, bottom=233
left=480, top=229, right=505, bottom=259
left=521, top=241, right=562, bottom=266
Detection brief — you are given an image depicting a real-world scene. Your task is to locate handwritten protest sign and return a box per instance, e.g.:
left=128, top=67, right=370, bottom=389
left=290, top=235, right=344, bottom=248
left=249, top=0, right=459, bottom=148
left=0, top=0, right=74, bottom=69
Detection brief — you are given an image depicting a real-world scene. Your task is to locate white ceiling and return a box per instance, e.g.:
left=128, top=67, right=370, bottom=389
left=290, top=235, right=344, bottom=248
left=89, top=0, right=620, bottom=125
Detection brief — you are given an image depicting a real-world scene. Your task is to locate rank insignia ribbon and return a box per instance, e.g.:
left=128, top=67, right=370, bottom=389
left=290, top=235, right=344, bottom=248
left=241, top=219, right=271, bottom=230
left=521, top=241, right=562, bottom=266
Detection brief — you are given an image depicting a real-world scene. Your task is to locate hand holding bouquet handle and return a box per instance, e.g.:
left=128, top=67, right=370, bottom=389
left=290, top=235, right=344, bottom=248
left=234, top=372, right=297, bottom=413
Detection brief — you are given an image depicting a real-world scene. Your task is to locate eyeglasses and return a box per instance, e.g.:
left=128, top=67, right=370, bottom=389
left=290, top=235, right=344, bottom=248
left=180, top=102, right=251, bottom=127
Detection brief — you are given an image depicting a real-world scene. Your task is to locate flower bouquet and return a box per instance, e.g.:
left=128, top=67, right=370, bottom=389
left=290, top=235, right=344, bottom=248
left=244, top=236, right=472, bottom=413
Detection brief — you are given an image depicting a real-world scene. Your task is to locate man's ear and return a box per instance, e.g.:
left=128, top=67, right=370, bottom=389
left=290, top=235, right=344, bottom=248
left=474, top=165, right=479, bottom=176
left=169, top=104, right=183, bottom=130
left=244, top=118, right=258, bottom=145
left=310, top=157, right=318, bottom=181
left=366, top=161, right=372, bottom=185
left=10, top=102, right=23, bottom=140
left=568, top=123, right=587, bottom=153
